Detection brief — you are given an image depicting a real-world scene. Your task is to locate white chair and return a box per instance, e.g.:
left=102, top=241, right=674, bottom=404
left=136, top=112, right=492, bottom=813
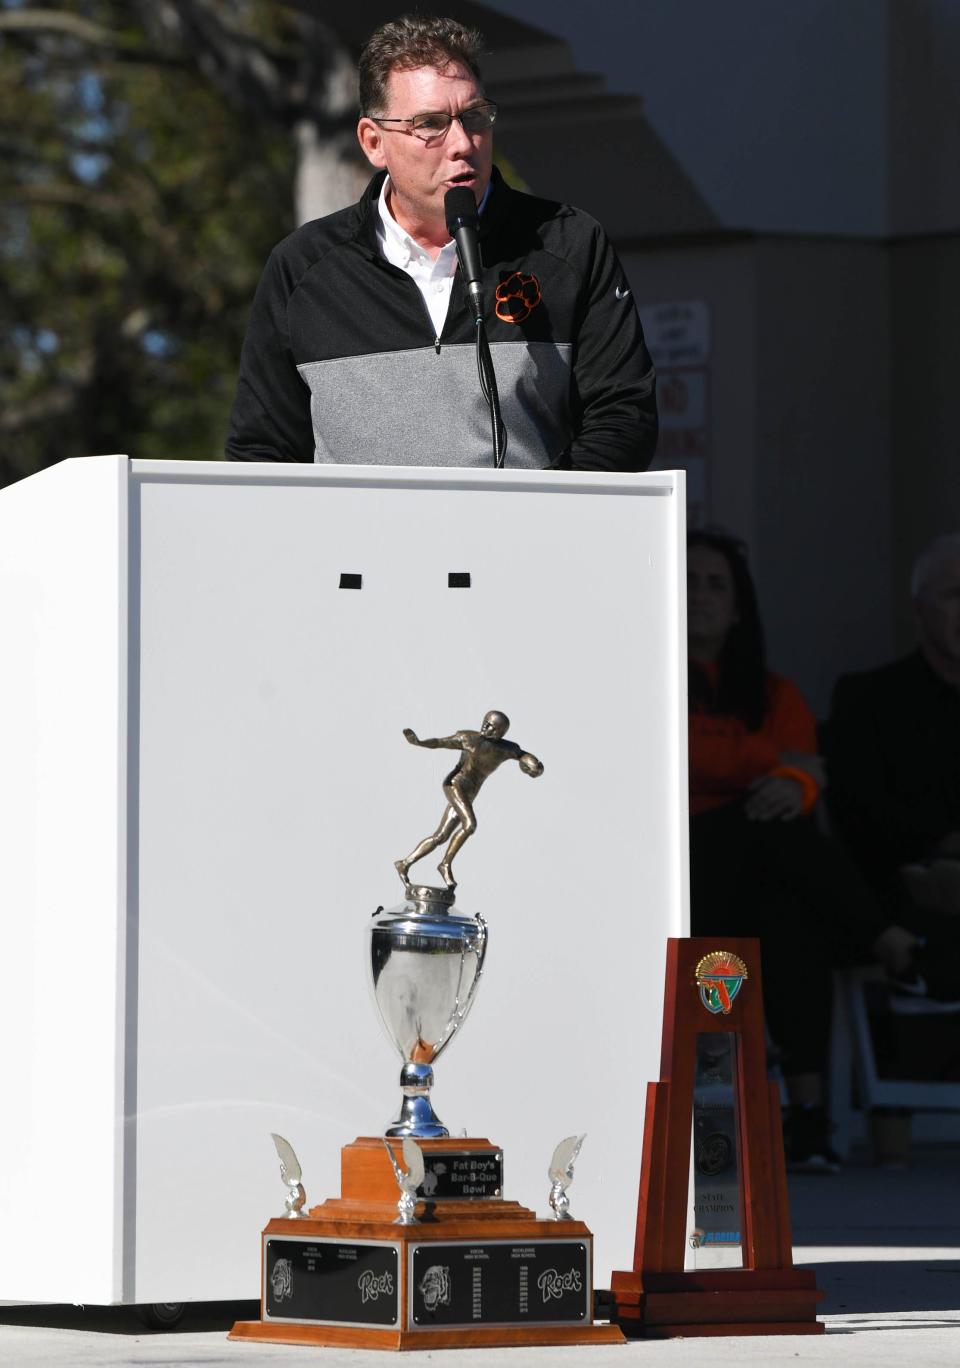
left=830, top=966, right=960, bottom=1158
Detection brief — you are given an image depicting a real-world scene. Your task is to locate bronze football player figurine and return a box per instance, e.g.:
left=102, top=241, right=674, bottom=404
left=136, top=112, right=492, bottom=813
left=395, top=710, right=543, bottom=893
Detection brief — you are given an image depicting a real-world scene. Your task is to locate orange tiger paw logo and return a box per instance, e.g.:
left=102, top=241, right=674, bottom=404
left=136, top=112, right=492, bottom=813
left=495, top=272, right=542, bottom=324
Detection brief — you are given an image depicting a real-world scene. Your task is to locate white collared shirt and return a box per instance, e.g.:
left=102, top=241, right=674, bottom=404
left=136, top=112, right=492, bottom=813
left=376, top=178, right=458, bottom=339
left=375, top=178, right=490, bottom=340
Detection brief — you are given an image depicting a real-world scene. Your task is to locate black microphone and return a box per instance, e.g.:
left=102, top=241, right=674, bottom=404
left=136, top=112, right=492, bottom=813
left=444, top=187, right=484, bottom=322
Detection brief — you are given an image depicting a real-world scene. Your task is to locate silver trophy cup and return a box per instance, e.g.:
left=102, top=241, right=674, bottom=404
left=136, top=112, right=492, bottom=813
left=368, top=886, right=487, bottom=1138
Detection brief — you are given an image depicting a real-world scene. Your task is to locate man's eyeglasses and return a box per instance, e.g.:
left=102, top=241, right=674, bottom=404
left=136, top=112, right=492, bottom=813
left=372, top=102, right=498, bottom=145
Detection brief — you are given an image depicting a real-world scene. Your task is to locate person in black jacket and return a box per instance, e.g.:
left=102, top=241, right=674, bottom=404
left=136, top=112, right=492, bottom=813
left=225, top=14, right=657, bottom=471
left=827, top=534, right=960, bottom=1001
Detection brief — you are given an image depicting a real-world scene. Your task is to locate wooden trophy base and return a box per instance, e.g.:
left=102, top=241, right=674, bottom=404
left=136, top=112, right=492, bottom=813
left=610, top=1267, right=824, bottom=1339
left=229, top=1137, right=624, bottom=1350
left=230, top=1325, right=625, bottom=1351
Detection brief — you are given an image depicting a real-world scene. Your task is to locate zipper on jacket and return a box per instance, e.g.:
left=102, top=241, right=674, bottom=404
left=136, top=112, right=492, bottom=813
left=408, top=275, right=443, bottom=353
left=380, top=257, right=446, bottom=353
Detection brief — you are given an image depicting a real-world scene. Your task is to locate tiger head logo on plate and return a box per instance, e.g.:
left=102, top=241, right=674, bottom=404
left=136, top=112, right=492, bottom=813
left=270, top=1257, right=293, bottom=1303
left=418, top=1264, right=452, bottom=1312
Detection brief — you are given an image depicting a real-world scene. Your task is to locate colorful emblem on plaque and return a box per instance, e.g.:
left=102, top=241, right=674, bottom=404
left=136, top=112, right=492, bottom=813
left=695, top=951, right=749, bottom=1015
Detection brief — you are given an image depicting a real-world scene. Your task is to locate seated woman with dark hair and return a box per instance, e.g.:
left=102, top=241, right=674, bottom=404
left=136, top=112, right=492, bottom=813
left=686, top=529, right=918, bottom=1172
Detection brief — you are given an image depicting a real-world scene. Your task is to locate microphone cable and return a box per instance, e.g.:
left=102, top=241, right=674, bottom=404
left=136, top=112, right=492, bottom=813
left=476, top=316, right=506, bottom=469
left=445, top=187, right=507, bottom=469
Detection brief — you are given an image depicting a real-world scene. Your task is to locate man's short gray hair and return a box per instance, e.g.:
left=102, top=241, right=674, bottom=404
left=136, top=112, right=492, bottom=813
left=910, top=534, right=960, bottom=598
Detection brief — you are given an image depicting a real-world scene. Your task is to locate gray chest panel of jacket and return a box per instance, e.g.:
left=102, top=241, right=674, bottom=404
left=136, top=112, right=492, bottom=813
left=297, top=340, right=573, bottom=468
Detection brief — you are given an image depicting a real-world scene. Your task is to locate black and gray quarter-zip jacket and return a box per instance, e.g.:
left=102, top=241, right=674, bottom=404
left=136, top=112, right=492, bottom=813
left=225, top=168, right=658, bottom=472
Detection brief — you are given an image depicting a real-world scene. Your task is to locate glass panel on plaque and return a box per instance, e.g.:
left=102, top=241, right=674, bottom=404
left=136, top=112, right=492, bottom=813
left=687, top=1031, right=743, bottom=1269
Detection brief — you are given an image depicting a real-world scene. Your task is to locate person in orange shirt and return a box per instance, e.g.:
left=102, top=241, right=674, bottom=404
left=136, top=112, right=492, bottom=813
left=686, top=529, right=918, bottom=1171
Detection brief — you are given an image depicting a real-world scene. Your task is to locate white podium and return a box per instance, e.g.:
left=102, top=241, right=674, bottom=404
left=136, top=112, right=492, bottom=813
left=0, top=457, right=688, bottom=1306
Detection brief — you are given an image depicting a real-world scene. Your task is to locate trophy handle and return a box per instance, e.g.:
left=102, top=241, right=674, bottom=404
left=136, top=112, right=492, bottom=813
left=474, top=912, right=488, bottom=976
left=450, top=914, right=488, bottom=1033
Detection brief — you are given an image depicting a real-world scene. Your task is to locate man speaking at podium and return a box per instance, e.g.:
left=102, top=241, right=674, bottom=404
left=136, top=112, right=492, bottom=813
left=225, top=14, right=657, bottom=472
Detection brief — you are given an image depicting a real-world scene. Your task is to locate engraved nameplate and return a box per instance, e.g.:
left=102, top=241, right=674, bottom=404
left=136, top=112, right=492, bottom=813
left=690, top=1031, right=742, bottom=1257
left=417, top=1149, right=502, bottom=1200
left=409, top=1239, right=590, bottom=1328
left=264, top=1236, right=400, bottom=1327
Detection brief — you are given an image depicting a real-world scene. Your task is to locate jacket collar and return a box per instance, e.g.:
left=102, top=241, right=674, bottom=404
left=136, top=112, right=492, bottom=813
left=352, top=166, right=510, bottom=255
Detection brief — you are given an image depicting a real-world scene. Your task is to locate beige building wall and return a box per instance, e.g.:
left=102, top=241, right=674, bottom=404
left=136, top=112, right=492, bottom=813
left=620, top=240, right=758, bottom=543
left=621, top=231, right=960, bottom=714
left=753, top=239, right=893, bottom=711
left=888, top=0, right=960, bottom=236
left=620, top=237, right=895, bottom=715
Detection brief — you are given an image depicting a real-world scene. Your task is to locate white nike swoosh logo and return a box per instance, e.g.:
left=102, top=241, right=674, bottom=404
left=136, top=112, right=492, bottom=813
left=615, top=285, right=631, bottom=299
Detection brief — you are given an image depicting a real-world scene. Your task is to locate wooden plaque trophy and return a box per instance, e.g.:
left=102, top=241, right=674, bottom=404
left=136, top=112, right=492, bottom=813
left=609, top=936, right=824, bottom=1337
left=230, top=715, right=623, bottom=1349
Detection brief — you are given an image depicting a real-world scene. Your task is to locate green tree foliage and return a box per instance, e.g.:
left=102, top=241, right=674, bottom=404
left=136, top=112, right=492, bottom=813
left=0, top=2, right=297, bottom=484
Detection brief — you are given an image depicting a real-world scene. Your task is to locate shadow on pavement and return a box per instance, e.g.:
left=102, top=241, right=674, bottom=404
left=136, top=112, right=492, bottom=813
left=800, top=1258, right=960, bottom=1316
left=788, top=1156, right=960, bottom=1248
left=0, top=1300, right=259, bottom=1335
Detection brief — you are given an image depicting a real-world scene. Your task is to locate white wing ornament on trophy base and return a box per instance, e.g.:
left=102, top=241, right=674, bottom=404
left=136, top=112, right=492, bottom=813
left=383, top=1137, right=425, bottom=1225
left=548, top=1134, right=586, bottom=1221
left=271, top=1134, right=307, bottom=1219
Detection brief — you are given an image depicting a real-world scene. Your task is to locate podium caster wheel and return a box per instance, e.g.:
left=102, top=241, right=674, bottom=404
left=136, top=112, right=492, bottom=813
left=136, top=1302, right=185, bottom=1330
